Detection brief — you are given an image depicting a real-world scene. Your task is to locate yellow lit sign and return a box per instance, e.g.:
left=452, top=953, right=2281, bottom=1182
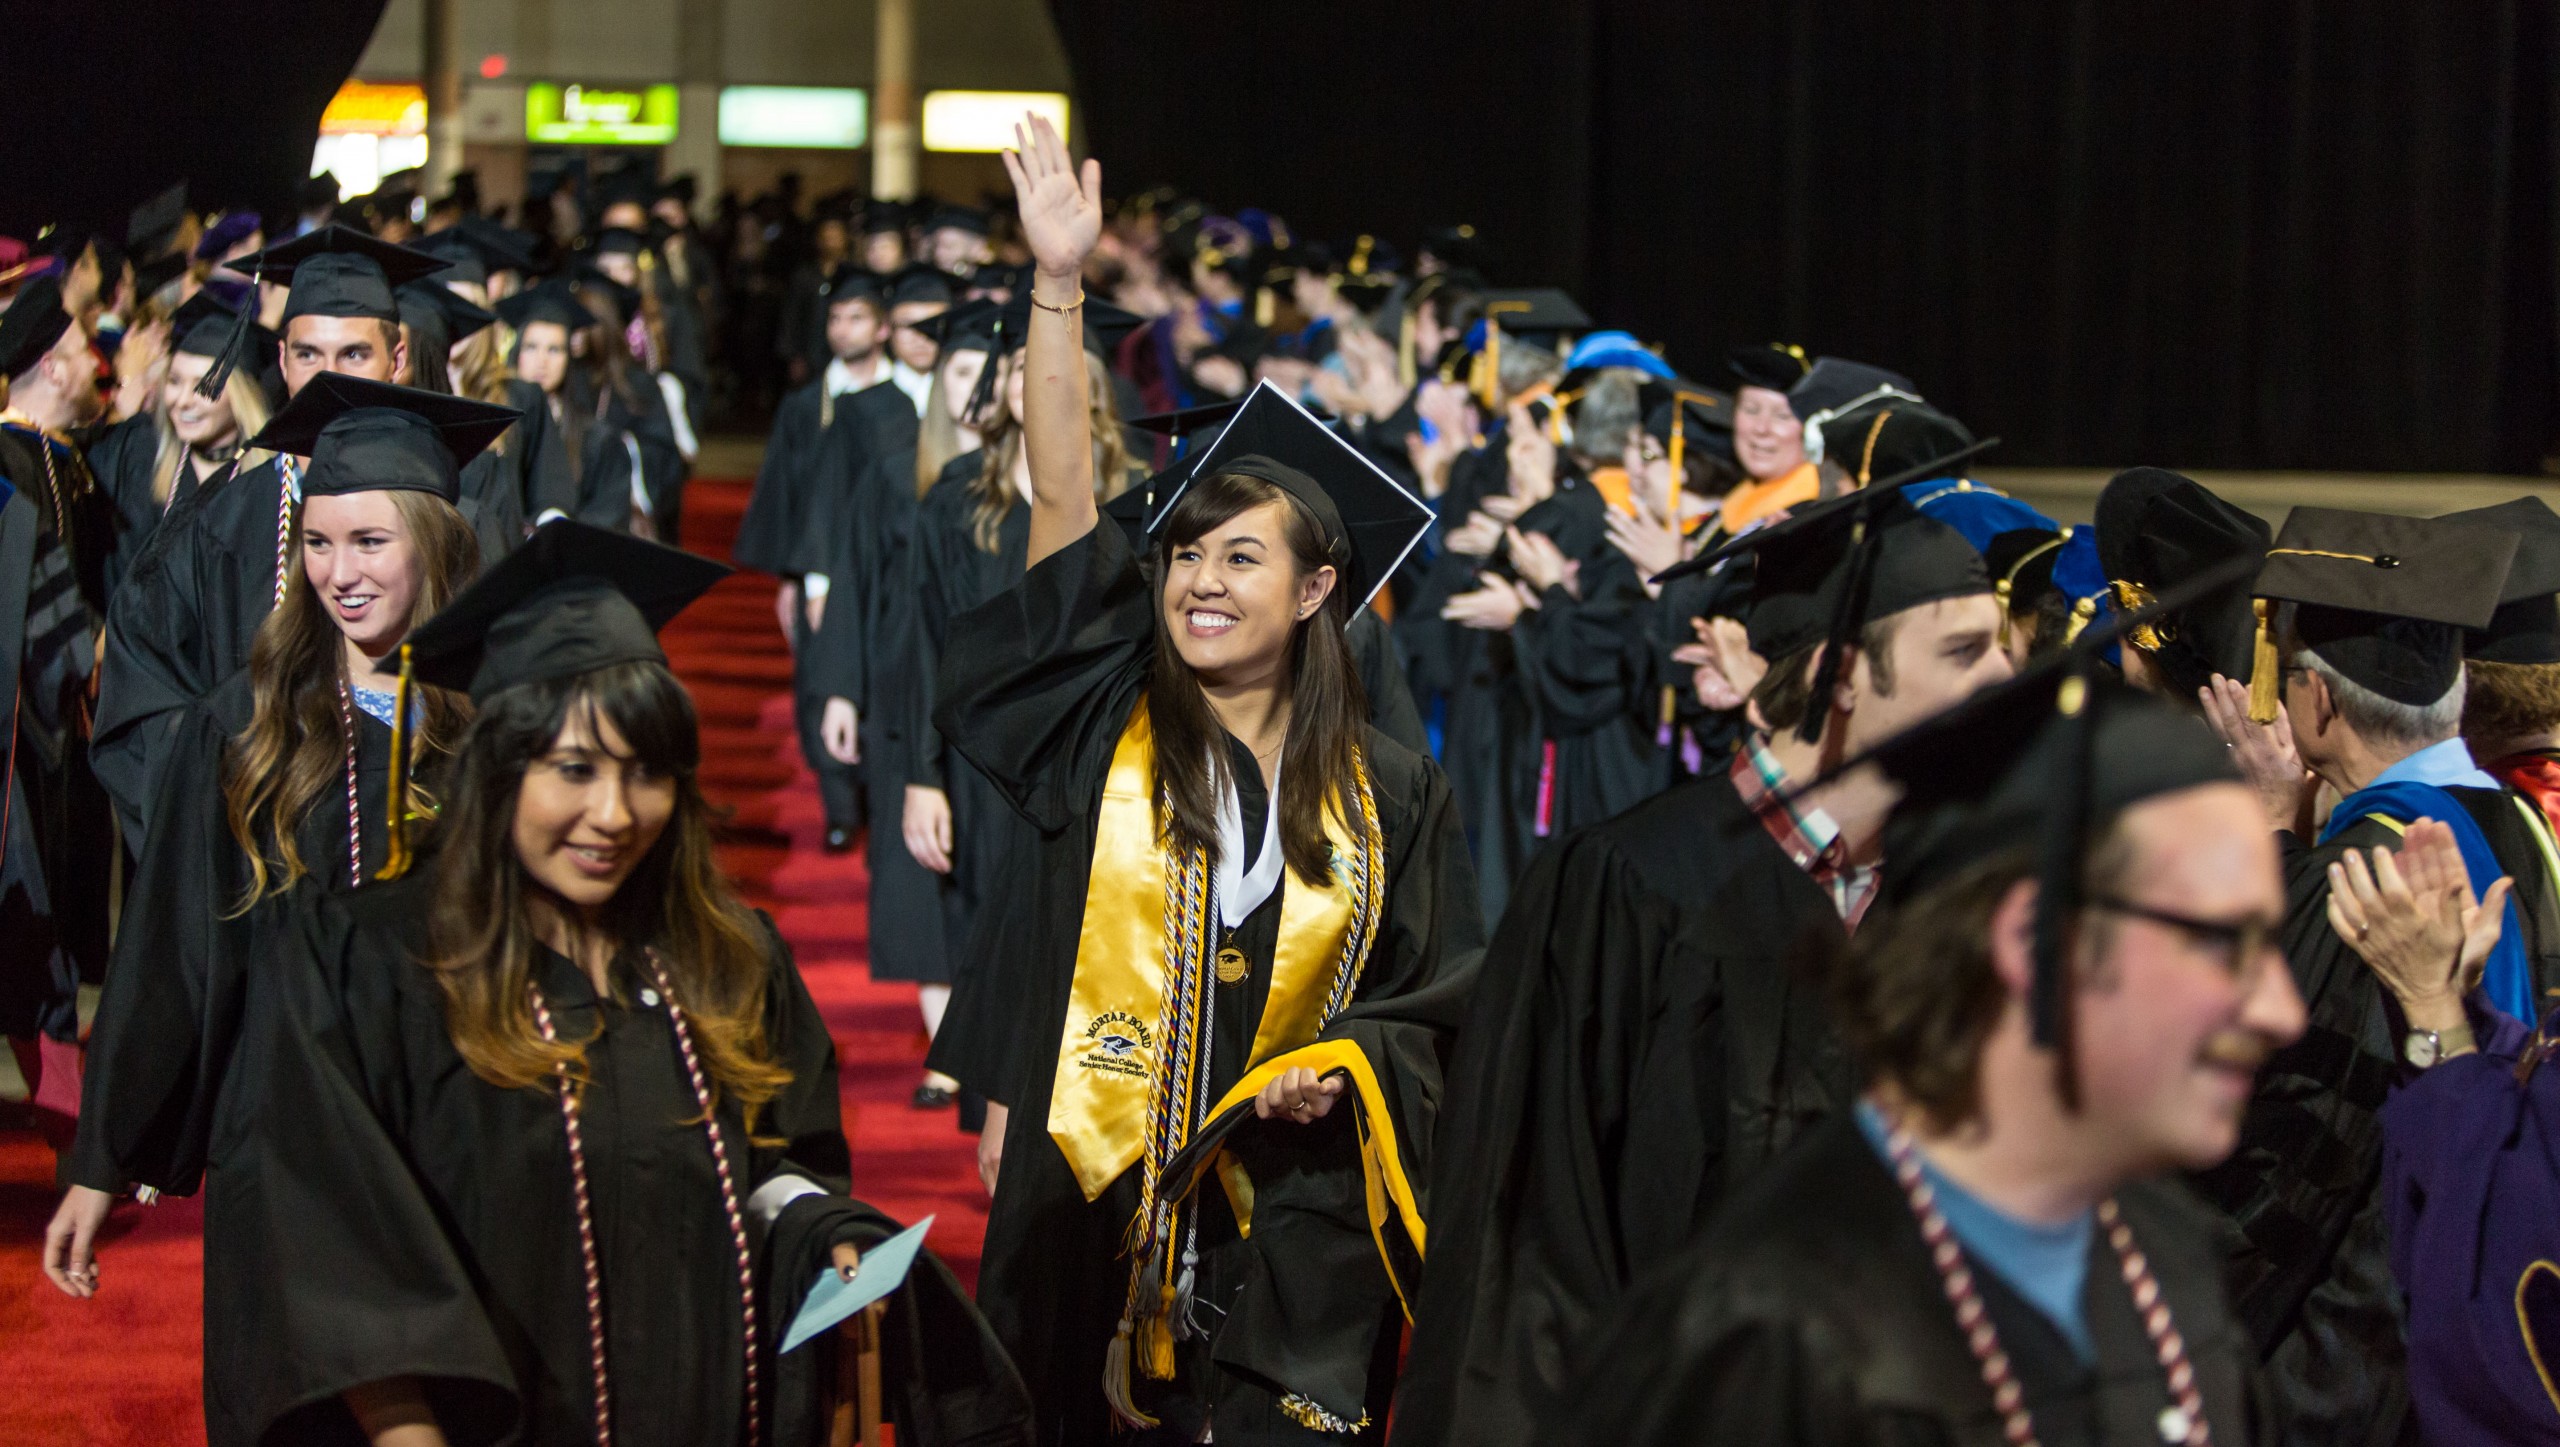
left=921, top=91, right=1070, bottom=153
left=322, top=80, right=428, bottom=137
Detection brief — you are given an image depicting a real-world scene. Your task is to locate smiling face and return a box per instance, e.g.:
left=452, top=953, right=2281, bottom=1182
left=511, top=703, right=678, bottom=914
left=2073, top=783, right=2302, bottom=1170
left=1732, top=383, right=1805, bottom=482
left=301, top=489, right=425, bottom=658
left=161, top=351, right=240, bottom=450
left=1160, top=495, right=1337, bottom=685
left=282, top=314, right=402, bottom=396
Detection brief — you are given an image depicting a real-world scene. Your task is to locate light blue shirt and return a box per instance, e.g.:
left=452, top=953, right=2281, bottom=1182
left=1856, top=1102, right=2096, bottom=1363
left=2370, top=736, right=2500, bottom=792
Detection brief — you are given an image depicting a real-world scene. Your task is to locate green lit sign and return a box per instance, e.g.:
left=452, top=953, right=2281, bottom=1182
left=524, top=83, right=680, bottom=144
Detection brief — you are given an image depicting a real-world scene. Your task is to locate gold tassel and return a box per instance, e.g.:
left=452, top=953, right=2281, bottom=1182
left=2065, top=596, right=2097, bottom=645
left=377, top=643, right=415, bottom=880
left=1140, top=1308, right=1177, bottom=1380
left=1255, top=286, right=1275, bottom=329
left=1995, top=577, right=2016, bottom=651
left=1397, top=309, right=1417, bottom=389
left=2247, top=598, right=2280, bottom=724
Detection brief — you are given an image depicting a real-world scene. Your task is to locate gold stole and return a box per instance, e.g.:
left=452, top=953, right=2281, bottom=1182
left=1046, top=698, right=1370, bottom=1201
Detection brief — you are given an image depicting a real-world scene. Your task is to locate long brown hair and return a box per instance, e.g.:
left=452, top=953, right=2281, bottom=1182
left=224, top=488, right=479, bottom=907
left=966, top=350, right=1134, bottom=550
left=447, top=324, right=517, bottom=454
left=1146, top=470, right=1369, bottom=883
left=423, top=660, right=793, bottom=1126
left=913, top=348, right=985, bottom=499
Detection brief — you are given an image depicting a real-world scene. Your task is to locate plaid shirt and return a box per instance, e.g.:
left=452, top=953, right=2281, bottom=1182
left=1729, top=736, right=1879, bottom=931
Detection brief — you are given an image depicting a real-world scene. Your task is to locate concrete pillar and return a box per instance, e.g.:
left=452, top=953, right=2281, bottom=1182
left=669, top=0, right=726, bottom=211
left=871, top=0, right=918, bottom=201
left=422, top=0, right=464, bottom=199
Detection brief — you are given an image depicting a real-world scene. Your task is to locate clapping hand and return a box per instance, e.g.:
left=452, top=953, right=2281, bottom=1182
left=1671, top=615, right=1766, bottom=711
left=1001, top=113, right=1101, bottom=281
left=2326, top=817, right=2508, bottom=1031
left=2198, top=674, right=2314, bottom=833
left=1442, top=572, right=1531, bottom=631
left=1605, top=507, right=1686, bottom=590
left=1505, top=526, right=1574, bottom=596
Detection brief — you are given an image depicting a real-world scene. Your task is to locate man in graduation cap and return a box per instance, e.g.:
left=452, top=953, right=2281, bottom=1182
left=1396, top=473, right=2014, bottom=1447
left=923, top=204, right=994, bottom=278
left=1550, top=617, right=2302, bottom=1447
left=2190, top=505, right=2550, bottom=1445
left=884, top=264, right=954, bottom=415
left=737, top=265, right=904, bottom=849
left=90, top=224, right=451, bottom=848
left=0, top=275, right=118, bottom=1143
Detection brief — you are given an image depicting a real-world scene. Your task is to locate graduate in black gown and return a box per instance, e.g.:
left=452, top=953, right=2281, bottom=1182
left=46, top=381, right=509, bottom=1447
left=395, top=279, right=527, bottom=566
left=1549, top=617, right=2300, bottom=1447
left=91, top=225, right=451, bottom=847
left=87, top=292, right=277, bottom=597
left=942, top=121, right=1481, bottom=1442
left=2188, top=507, right=2533, bottom=1445
left=215, top=522, right=1029, bottom=1447
left=1396, top=444, right=2015, bottom=1447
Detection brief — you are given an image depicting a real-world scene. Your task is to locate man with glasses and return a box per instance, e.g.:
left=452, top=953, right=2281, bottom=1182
left=2195, top=506, right=2530, bottom=1445
left=1552, top=647, right=2302, bottom=1445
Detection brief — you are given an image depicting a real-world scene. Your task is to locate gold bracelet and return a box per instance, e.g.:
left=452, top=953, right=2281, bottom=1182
left=1029, top=287, right=1086, bottom=315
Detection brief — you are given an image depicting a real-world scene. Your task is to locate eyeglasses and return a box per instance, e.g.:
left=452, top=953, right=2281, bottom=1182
left=2086, top=895, right=2282, bottom=986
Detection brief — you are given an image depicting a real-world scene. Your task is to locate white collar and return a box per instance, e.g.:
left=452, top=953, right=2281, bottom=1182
left=1215, top=751, right=1285, bottom=930
left=890, top=359, right=934, bottom=416
left=824, top=354, right=882, bottom=398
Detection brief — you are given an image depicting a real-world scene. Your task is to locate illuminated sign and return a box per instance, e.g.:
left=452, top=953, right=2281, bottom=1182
left=921, top=90, right=1070, bottom=153
left=524, top=83, right=680, bottom=145
left=719, top=87, right=869, bottom=148
left=322, top=80, right=427, bottom=137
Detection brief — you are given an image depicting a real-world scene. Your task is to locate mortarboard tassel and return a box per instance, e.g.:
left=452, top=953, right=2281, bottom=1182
left=1254, top=285, right=1275, bottom=330
left=196, top=257, right=263, bottom=399
left=962, top=313, right=1006, bottom=429
left=2031, top=662, right=2095, bottom=1111
left=2247, top=598, right=2281, bottom=724
left=1347, top=235, right=1374, bottom=278
left=377, top=643, right=416, bottom=880
left=1798, top=494, right=1883, bottom=746
left=1397, top=308, right=1418, bottom=390
left=1477, top=317, right=1502, bottom=410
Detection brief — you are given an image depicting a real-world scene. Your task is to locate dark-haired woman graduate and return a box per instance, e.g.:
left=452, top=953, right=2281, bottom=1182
left=45, top=378, right=507, bottom=1445
left=222, top=522, right=1028, bottom=1446
left=941, top=117, right=1480, bottom=1442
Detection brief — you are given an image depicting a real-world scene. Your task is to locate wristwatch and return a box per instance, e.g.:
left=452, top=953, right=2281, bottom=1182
left=2404, top=1023, right=2476, bottom=1068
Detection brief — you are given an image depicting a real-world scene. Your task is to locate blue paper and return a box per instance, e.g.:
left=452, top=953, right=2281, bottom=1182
left=781, top=1214, right=935, bottom=1354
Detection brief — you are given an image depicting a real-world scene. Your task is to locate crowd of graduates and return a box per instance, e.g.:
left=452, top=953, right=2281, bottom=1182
left=13, top=115, right=2560, bottom=1446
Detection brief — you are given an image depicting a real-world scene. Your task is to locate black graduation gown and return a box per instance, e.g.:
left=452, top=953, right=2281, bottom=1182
left=509, top=378, right=582, bottom=522
left=2190, top=815, right=2424, bottom=1446
left=86, top=411, right=175, bottom=599
left=789, top=382, right=917, bottom=830
left=1544, top=1117, right=2276, bottom=1447
left=735, top=380, right=829, bottom=574
left=69, top=666, right=408, bottom=1195
left=0, top=483, right=70, bottom=1039
left=1501, top=484, right=1665, bottom=845
left=226, top=873, right=1033, bottom=1447
left=933, top=520, right=1484, bottom=1443
left=1394, top=769, right=1854, bottom=1447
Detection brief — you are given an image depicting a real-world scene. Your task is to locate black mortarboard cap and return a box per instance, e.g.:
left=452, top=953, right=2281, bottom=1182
left=888, top=264, right=953, bottom=309
left=860, top=199, right=910, bottom=235
left=1131, top=380, right=1432, bottom=608
left=171, top=289, right=276, bottom=362
left=593, top=227, right=646, bottom=258
left=2440, top=497, right=2560, bottom=665
left=454, top=216, right=540, bottom=276
left=925, top=205, right=990, bottom=237
left=1791, top=357, right=1923, bottom=448
left=969, top=262, right=1028, bottom=294
left=416, top=232, right=489, bottom=287
left=495, top=280, right=591, bottom=333
left=257, top=225, right=450, bottom=321
left=1728, top=342, right=1813, bottom=394
left=398, top=281, right=496, bottom=345
left=135, top=252, right=190, bottom=299
left=395, top=519, right=731, bottom=703
left=822, top=265, right=887, bottom=307
left=245, top=373, right=517, bottom=503
left=1418, top=223, right=1481, bottom=271
left=916, top=297, right=1000, bottom=352
left=2092, top=468, right=2272, bottom=708
left=1819, top=401, right=1978, bottom=487
left=2254, top=505, right=2516, bottom=707
left=127, top=182, right=192, bottom=257
left=0, top=277, right=74, bottom=379
left=1475, top=288, right=1591, bottom=344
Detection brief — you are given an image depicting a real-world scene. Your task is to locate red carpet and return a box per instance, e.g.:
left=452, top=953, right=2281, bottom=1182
left=0, top=475, right=989, bottom=1445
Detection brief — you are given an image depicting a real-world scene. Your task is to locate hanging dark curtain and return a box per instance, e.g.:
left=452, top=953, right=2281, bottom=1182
left=1052, top=0, right=2560, bottom=473
left=0, top=0, right=388, bottom=239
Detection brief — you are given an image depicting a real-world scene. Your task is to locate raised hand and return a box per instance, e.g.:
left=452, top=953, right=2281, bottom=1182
left=1000, top=113, right=1101, bottom=281
left=2199, top=673, right=2312, bottom=833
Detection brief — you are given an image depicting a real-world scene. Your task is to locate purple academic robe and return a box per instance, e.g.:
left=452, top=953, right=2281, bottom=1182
left=2380, top=1000, right=2560, bottom=1444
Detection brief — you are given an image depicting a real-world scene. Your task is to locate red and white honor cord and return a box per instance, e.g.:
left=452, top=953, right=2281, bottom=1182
left=1880, top=1116, right=2211, bottom=1447
left=529, top=955, right=762, bottom=1447
left=334, top=681, right=362, bottom=885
